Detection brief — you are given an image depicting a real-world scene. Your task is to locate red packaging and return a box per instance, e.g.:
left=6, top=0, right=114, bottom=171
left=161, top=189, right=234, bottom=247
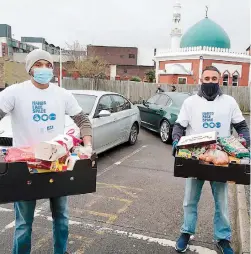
left=4, top=147, right=36, bottom=163
left=27, top=160, right=52, bottom=169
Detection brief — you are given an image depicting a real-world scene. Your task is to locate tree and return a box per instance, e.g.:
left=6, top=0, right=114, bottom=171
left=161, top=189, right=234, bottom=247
left=145, top=70, right=155, bottom=83
left=64, top=41, right=108, bottom=89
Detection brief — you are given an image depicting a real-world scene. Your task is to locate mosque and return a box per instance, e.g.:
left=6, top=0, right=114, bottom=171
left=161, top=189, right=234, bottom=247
left=154, top=1, right=251, bottom=86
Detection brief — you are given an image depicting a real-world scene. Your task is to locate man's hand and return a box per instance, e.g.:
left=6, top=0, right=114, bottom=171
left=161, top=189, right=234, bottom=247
left=83, top=144, right=93, bottom=156
left=172, top=140, right=179, bottom=157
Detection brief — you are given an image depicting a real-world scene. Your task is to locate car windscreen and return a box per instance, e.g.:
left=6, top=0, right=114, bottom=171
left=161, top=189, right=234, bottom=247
left=73, top=94, right=97, bottom=115
left=173, top=94, right=190, bottom=107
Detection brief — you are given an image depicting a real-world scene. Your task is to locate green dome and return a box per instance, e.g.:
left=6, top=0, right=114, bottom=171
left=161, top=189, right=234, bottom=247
left=180, top=18, right=231, bottom=49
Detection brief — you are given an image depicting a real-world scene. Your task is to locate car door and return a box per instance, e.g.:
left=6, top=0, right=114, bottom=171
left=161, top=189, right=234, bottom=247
left=151, top=94, right=170, bottom=129
left=139, top=94, right=161, bottom=129
left=145, top=94, right=169, bottom=131
left=92, top=95, right=117, bottom=152
left=110, top=94, right=132, bottom=143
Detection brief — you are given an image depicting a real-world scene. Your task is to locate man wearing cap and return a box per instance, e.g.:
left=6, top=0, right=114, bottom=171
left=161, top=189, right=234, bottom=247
left=0, top=49, right=93, bottom=254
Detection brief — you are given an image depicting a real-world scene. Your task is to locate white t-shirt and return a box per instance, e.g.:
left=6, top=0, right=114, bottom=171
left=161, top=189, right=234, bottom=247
left=176, top=94, right=245, bottom=137
left=0, top=81, right=82, bottom=147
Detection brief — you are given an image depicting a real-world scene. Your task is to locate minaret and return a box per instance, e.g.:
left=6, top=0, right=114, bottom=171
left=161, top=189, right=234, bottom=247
left=170, top=0, right=182, bottom=50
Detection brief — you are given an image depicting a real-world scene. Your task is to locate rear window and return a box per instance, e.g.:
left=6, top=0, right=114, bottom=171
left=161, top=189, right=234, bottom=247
left=173, top=94, right=190, bottom=107
left=73, top=94, right=97, bottom=115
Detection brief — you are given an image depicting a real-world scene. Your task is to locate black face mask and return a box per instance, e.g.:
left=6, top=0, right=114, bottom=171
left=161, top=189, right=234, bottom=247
left=201, top=82, right=219, bottom=97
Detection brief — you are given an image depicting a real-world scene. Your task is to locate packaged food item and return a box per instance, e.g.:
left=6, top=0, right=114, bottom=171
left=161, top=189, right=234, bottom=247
left=72, top=145, right=92, bottom=159
left=27, top=160, right=52, bottom=169
left=65, top=153, right=80, bottom=171
left=218, top=136, right=250, bottom=158
left=177, top=149, right=192, bottom=159
left=29, top=168, right=52, bottom=174
left=66, top=129, right=83, bottom=146
left=191, top=147, right=207, bottom=159
left=240, top=158, right=250, bottom=165
left=35, top=134, right=74, bottom=161
left=199, top=149, right=229, bottom=166
left=228, top=156, right=241, bottom=164
left=4, top=147, right=35, bottom=163
left=177, top=131, right=217, bottom=148
left=238, top=134, right=247, bottom=148
left=28, top=159, right=67, bottom=172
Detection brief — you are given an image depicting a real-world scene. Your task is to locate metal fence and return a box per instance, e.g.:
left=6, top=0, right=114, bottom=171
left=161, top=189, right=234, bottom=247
left=62, top=78, right=250, bottom=112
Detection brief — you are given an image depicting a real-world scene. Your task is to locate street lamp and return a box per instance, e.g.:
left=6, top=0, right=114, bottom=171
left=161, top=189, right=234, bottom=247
left=59, top=47, right=62, bottom=87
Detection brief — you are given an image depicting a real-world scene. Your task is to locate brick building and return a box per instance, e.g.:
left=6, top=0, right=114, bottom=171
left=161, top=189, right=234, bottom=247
left=87, top=45, right=137, bottom=66
left=87, top=45, right=154, bottom=81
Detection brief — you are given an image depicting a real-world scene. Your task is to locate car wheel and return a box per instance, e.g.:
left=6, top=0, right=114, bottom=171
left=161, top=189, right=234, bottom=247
left=128, top=123, right=138, bottom=145
left=160, top=120, right=171, bottom=143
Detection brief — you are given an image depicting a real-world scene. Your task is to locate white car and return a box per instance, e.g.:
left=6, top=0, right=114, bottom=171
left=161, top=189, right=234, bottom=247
left=0, top=90, right=141, bottom=154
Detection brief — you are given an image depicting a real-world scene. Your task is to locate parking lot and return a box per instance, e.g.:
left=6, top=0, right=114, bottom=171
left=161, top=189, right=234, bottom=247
left=0, top=128, right=238, bottom=254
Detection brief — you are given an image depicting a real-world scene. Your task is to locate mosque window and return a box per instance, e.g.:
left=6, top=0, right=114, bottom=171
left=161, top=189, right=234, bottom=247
left=222, top=71, right=229, bottom=86
left=178, top=77, right=187, bottom=84
left=232, top=71, right=239, bottom=86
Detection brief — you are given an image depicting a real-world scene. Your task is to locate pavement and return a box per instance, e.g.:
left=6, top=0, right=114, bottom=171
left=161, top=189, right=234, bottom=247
left=0, top=128, right=240, bottom=254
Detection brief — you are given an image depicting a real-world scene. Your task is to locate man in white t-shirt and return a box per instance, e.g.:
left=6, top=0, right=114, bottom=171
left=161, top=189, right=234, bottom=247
left=0, top=49, right=93, bottom=254
left=172, top=66, right=250, bottom=254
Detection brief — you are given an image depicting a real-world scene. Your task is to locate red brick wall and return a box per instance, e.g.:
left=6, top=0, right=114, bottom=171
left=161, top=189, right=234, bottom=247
left=116, top=65, right=154, bottom=80
left=203, top=60, right=250, bottom=86
left=159, top=74, right=195, bottom=84
left=158, top=59, right=200, bottom=84
left=87, top=45, right=138, bottom=65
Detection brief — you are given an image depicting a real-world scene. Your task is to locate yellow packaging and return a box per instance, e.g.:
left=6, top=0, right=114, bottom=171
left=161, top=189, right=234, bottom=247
left=177, top=149, right=192, bottom=159
left=228, top=156, right=241, bottom=164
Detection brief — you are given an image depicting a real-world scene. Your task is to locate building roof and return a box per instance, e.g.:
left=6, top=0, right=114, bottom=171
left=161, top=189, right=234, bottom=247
left=180, top=18, right=231, bottom=49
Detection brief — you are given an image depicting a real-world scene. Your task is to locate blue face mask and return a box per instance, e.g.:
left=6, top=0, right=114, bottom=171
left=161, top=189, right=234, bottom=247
left=33, top=68, right=53, bottom=85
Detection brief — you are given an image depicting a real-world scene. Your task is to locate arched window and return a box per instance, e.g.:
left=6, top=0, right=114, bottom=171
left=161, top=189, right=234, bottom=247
left=232, top=71, right=239, bottom=86
left=222, top=71, right=230, bottom=86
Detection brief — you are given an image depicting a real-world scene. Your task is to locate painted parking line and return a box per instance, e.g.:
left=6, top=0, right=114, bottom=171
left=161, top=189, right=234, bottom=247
left=37, top=214, right=217, bottom=254
left=0, top=200, right=49, bottom=233
left=97, top=145, right=148, bottom=177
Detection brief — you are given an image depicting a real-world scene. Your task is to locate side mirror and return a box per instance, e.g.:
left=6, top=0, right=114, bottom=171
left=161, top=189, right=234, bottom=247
left=143, top=100, right=149, bottom=107
left=98, top=110, right=111, bottom=117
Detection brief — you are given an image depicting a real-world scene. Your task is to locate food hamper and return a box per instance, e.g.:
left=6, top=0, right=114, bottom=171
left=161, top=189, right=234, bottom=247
left=174, top=131, right=250, bottom=185
left=0, top=133, right=97, bottom=204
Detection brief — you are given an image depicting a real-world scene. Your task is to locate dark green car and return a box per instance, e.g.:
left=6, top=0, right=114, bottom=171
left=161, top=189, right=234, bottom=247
left=137, top=92, right=191, bottom=143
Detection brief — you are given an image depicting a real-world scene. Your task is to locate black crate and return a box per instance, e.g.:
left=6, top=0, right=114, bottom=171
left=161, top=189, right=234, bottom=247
left=0, top=156, right=97, bottom=204
left=174, top=157, right=250, bottom=185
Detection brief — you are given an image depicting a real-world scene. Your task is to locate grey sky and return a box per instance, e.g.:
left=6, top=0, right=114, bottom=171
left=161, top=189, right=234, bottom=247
left=0, top=0, right=250, bottom=52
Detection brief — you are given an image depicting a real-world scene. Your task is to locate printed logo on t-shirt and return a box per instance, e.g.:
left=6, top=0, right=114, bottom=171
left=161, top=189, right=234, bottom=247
left=33, top=114, right=41, bottom=122
left=202, top=112, right=221, bottom=129
left=32, top=101, right=56, bottom=122
left=47, top=125, right=54, bottom=132
left=49, top=113, right=56, bottom=121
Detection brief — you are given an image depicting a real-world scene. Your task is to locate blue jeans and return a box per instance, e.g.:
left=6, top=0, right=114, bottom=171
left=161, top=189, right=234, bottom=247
left=181, top=179, right=231, bottom=241
left=13, top=197, right=69, bottom=254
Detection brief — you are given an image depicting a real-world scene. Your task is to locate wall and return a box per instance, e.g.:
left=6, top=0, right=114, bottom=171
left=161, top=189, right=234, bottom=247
left=158, top=58, right=250, bottom=86
left=203, top=59, right=250, bottom=86
left=116, top=65, right=154, bottom=80
left=158, top=59, right=200, bottom=84
left=62, top=78, right=250, bottom=112
left=87, top=45, right=138, bottom=65
left=0, top=58, right=29, bottom=88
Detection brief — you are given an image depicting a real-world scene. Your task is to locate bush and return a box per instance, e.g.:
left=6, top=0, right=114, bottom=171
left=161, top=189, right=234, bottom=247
left=130, top=76, right=141, bottom=82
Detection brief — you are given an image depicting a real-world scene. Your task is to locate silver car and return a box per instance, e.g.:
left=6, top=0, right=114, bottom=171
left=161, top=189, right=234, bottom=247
left=0, top=90, right=141, bottom=154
